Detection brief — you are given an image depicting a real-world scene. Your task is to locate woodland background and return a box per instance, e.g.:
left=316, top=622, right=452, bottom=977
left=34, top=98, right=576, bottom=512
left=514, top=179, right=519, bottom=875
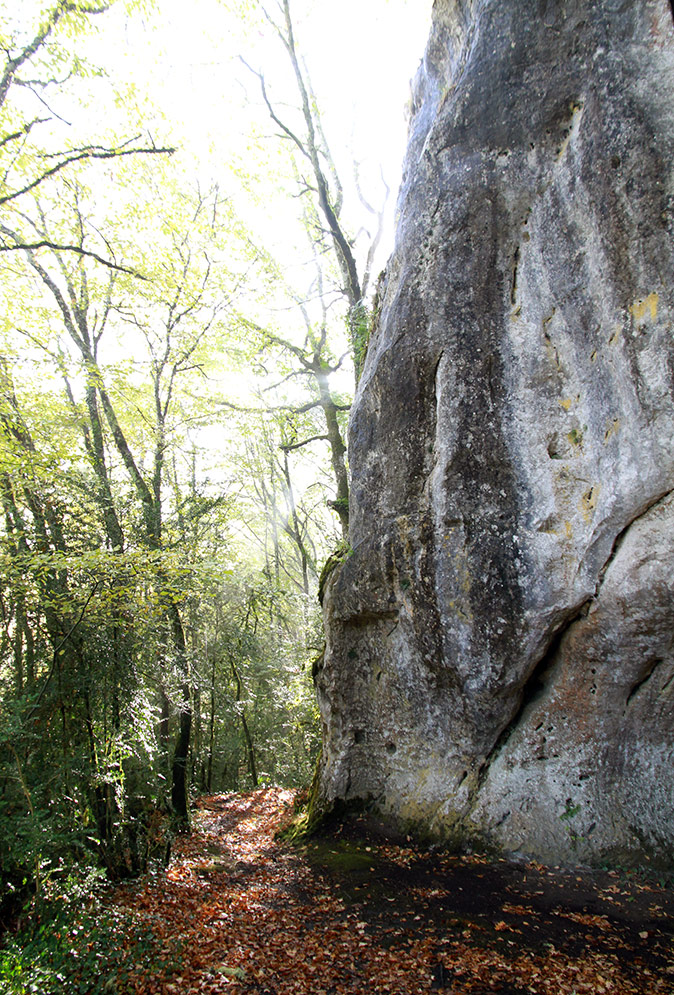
left=0, top=0, right=424, bottom=944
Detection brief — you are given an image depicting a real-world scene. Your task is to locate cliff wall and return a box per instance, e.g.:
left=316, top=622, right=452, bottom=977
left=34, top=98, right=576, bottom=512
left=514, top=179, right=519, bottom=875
left=316, top=0, right=674, bottom=867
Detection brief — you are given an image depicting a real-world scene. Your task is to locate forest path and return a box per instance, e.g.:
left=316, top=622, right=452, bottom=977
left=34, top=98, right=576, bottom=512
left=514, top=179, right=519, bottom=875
left=114, top=788, right=674, bottom=994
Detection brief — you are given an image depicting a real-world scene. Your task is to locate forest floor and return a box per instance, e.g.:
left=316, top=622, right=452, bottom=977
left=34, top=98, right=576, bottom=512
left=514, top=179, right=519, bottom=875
left=113, top=787, right=674, bottom=994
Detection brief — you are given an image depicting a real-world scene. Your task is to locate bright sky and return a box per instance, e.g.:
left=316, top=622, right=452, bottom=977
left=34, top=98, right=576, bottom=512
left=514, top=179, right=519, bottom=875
left=95, top=0, right=433, bottom=265
left=1, top=0, right=434, bottom=524
left=5, top=0, right=434, bottom=416
left=99, top=0, right=431, bottom=403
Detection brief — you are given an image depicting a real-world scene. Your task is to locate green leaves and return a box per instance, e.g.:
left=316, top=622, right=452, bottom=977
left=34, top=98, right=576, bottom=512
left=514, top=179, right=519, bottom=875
left=0, top=868, right=183, bottom=995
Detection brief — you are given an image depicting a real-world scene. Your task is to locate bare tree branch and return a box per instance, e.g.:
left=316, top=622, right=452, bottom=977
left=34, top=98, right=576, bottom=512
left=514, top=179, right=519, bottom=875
left=354, top=163, right=390, bottom=297
left=15, top=80, right=73, bottom=126
left=261, top=369, right=310, bottom=393
left=0, top=141, right=175, bottom=206
left=0, top=234, right=147, bottom=278
left=278, top=0, right=362, bottom=309
left=0, top=118, right=48, bottom=151
left=280, top=434, right=329, bottom=452
left=215, top=397, right=323, bottom=416
left=239, top=57, right=310, bottom=160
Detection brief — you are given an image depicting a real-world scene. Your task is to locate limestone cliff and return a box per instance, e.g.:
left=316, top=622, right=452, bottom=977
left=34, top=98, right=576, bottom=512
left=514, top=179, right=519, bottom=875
left=315, top=0, right=674, bottom=867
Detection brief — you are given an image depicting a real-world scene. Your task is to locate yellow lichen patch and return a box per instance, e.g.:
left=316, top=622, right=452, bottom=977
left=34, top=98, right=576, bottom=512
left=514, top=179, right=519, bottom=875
left=580, top=485, right=600, bottom=522
left=447, top=599, right=473, bottom=623
left=603, top=418, right=620, bottom=443
left=543, top=334, right=561, bottom=369
left=556, top=102, right=584, bottom=159
left=559, top=398, right=573, bottom=411
left=564, top=521, right=573, bottom=540
left=630, top=292, right=658, bottom=322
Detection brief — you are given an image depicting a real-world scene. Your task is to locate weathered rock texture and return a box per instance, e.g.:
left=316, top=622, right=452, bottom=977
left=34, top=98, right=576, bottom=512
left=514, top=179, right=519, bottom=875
left=315, top=0, right=674, bottom=867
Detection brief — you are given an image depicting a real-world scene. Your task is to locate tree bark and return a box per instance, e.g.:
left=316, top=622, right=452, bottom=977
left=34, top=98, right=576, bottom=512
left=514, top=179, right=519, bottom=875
left=168, top=601, right=192, bottom=825
left=231, top=659, right=258, bottom=788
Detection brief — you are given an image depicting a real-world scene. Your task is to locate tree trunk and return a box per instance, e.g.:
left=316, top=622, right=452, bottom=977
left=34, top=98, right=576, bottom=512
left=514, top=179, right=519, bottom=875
left=206, top=647, right=217, bottom=792
left=231, top=659, right=258, bottom=788
left=168, top=601, right=192, bottom=826
left=315, top=366, right=349, bottom=536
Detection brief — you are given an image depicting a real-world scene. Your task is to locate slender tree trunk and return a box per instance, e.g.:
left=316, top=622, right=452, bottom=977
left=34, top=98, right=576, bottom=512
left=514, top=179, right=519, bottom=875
left=281, top=451, right=310, bottom=594
left=24, top=610, right=35, bottom=686
left=190, top=603, right=205, bottom=790
left=241, top=710, right=258, bottom=788
left=158, top=683, right=171, bottom=754
left=56, top=652, right=71, bottom=799
left=231, top=659, right=258, bottom=788
left=207, top=650, right=216, bottom=793
left=13, top=595, right=24, bottom=694
left=168, top=601, right=192, bottom=825
left=314, top=366, right=349, bottom=537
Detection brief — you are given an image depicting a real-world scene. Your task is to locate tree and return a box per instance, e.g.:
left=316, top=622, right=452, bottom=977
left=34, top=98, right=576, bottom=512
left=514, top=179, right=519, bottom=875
left=0, top=0, right=349, bottom=913
left=0, top=361, right=146, bottom=881
left=231, top=0, right=391, bottom=539
left=241, top=307, right=352, bottom=538
left=193, top=574, right=321, bottom=793
left=244, top=0, right=388, bottom=380
left=235, top=411, right=332, bottom=593
left=7, top=176, right=245, bottom=825
left=0, top=1, right=172, bottom=270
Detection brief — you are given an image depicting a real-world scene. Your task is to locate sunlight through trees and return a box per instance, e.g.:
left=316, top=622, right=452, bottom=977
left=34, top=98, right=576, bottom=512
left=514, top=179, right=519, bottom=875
left=0, top=0, right=428, bottom=970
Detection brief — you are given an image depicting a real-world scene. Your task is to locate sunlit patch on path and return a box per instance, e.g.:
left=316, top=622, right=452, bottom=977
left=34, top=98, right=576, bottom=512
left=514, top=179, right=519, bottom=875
left=114, top=788, right=674, bottom=994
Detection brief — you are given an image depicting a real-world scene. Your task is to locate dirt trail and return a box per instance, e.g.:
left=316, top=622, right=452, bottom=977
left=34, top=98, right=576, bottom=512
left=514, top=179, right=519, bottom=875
left=115, top=788, right=674, bottom=994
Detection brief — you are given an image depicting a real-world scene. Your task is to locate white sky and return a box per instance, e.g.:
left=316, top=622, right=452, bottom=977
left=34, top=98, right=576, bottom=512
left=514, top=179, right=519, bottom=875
left=92, top=0, right=433, bottom=264
left=6, top=0, right=435, bottom=242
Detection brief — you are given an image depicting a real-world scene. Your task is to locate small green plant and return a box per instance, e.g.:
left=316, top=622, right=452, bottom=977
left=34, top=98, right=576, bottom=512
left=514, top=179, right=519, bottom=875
left=327, top=497, right=349, bottom=517
left=318, top=541, right=352, bottom=605
left=349, top=302, right=371, bottom=383
left=560, top=799, right=581, bottom=822
left=559, top=799, right=583, bottom=852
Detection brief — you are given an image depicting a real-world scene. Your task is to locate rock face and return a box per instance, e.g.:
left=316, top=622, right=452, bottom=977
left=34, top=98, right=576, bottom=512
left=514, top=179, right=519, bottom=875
left=315, top=0, right=674, bottom=867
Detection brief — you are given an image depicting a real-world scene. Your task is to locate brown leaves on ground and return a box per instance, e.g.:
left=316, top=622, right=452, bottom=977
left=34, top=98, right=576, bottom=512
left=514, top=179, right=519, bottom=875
left=112, top=788, right=674, bottom=994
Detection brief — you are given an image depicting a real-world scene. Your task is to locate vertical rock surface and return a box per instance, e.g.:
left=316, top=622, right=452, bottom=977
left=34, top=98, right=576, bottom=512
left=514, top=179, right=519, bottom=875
left=315, top=0, right=674, bottom=867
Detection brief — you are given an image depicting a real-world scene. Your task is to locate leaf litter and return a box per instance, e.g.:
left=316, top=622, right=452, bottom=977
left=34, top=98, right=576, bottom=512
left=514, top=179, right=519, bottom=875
left=111, top=787, right=674, bottom=994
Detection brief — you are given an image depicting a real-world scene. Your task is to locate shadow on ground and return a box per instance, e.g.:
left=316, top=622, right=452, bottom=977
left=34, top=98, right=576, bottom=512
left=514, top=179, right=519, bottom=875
left=298, top=814, right=674, bottom=994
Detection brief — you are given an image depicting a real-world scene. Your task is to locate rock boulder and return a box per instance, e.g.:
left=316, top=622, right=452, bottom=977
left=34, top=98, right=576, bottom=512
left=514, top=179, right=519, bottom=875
left=315, top=0, right=674, bottom=867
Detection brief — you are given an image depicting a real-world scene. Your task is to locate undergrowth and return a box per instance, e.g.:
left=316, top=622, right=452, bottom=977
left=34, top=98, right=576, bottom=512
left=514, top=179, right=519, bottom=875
left=0, top=869, right=182, bottom=995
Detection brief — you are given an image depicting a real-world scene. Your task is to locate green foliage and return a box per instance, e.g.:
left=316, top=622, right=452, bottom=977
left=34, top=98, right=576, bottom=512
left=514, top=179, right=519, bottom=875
left=0, top=0, right=339, bottom=931
left=560, top=800, right=582, bottom=822
left=349, top=302, right=371, bottom=384
left=559, top=799, right=584, bottom=853
left=318, top=540, right=352, bottom=605
left=193, top=576, right=321, bottom=795
left=0, top=870, right=182, bottom=995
